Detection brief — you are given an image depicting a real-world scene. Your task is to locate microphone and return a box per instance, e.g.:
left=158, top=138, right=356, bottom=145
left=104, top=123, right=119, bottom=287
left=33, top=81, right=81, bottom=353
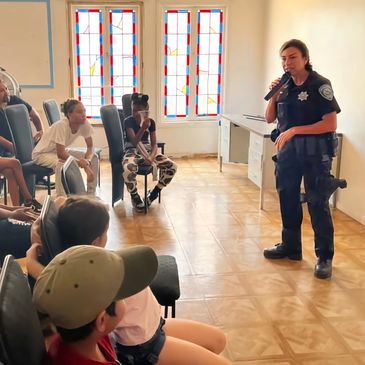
left=264, top=71, right=291, bottom=101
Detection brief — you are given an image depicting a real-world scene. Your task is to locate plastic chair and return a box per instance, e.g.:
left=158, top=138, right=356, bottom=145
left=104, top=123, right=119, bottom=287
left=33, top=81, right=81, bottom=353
left=42, top=99, right=102, bottom=187
left=100, top=104, right=153, bottom=212
left=5, top=105, right=53, bottom=196
left=0, top=255, right=46, bottom=364
left=60, top=156, right=86, bottom=195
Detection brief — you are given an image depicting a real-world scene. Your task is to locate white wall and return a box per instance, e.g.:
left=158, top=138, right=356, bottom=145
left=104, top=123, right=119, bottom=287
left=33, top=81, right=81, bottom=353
left=263, top=0, right=365, bottom=224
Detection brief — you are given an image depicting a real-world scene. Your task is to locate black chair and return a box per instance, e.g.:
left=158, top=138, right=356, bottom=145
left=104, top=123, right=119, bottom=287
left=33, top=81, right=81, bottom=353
left=43, top=99, right=102, bottom=187
left=40, top=195, right=180, bottom=317
left=61, top=156, right=87, bottom=195
left=100, top=104, right=153, bottom=212
left=0, top=255, right=46, bottom=364
left=5, top=105, right=53, bottom=196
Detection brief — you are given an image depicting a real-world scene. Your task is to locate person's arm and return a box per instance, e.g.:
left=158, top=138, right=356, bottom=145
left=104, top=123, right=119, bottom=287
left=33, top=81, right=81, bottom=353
left=26, top=243, right=45, bottom=279
left=0, top=136, right=14, bottom=153
left=275, top=112, right=337, bottom=151
left=84, top=136, right=94, bottom=161
left=265, top=77, right=282, bottom=123
left=56, top=143, right=71, bottom=162
left=126, top=119, right=151, bottom=147
left=148, top=131, right=158, bottom=161
left=29, top=108, right=44, bottom=143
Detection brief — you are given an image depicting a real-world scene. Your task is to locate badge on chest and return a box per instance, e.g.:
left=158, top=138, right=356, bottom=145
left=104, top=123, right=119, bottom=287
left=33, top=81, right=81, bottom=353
left=297, top=91, right=309, bottom=102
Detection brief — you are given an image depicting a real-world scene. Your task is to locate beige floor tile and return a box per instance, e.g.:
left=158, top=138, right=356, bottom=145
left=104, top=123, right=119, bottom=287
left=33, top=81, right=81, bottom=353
left=329, top=319, right=365, bottom=351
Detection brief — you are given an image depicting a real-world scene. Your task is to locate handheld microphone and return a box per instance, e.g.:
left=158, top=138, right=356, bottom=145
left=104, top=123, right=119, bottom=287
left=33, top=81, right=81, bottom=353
left=264, top=71, right=291, bottom=101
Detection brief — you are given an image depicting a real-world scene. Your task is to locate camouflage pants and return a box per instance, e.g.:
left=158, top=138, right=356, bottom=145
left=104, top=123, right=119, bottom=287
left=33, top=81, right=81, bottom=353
left=122, top=148, right=177, bottom=195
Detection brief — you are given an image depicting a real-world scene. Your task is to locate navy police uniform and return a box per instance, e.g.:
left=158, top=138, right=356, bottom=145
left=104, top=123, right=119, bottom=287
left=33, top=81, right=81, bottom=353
left=274, top=71, right=341, bottom=260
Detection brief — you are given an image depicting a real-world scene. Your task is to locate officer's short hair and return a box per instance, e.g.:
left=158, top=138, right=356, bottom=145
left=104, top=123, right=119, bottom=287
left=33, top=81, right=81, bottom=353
left=280, top=39, right=313, bottom=71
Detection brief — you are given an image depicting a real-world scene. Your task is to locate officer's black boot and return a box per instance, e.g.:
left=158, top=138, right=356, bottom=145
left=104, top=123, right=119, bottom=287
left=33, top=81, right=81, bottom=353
left=263, top=243, right=302, bottom=261
left=314, top=259, right=332, bottom=279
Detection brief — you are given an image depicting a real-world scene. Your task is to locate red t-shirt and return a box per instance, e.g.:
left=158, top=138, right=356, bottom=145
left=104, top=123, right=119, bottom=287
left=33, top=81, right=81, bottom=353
left=45, top=334, right=118, bottom=365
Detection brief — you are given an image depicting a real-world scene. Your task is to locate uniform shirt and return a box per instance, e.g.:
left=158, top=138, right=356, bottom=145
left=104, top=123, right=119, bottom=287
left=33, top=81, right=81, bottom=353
left=124, top=115, right=156, bottom=144
left=32, top=117, right=93, bottom=156
left=45, top=334, right=118, bottom=365
left=276, top=71, right=341, bottom=132
left=112, top=287, right=161, bottom=346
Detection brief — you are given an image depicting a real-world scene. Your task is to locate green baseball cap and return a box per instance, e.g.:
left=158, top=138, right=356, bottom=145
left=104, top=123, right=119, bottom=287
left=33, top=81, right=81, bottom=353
left=33, top=245, right=158, bottom=329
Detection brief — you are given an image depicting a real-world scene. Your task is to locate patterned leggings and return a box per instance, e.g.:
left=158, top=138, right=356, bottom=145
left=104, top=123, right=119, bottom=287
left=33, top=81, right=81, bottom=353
left=122, top=147, right=177, bottom=195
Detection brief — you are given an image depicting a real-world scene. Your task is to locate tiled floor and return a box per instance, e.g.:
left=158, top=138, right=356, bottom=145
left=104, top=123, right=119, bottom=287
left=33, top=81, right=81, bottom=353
left=12, top=157, right=365, bottom=364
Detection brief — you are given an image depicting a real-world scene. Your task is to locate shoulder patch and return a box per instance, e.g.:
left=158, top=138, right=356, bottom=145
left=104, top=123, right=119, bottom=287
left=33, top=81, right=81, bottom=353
left=319, top=84, right=333, bottom=101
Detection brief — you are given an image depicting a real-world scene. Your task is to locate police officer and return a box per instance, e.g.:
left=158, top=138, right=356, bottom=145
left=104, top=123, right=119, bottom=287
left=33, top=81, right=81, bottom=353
left=263, top=39, right=341, bottom=279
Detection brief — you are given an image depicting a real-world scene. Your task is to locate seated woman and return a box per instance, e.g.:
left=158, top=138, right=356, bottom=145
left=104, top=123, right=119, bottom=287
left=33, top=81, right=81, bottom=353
left=0, top=203, right=37, bottom=264
left=0, top=156, right=42, bottom=210
left=32, top=99, right=98, bottom=196
left=123, top=93, right=177, bottom=211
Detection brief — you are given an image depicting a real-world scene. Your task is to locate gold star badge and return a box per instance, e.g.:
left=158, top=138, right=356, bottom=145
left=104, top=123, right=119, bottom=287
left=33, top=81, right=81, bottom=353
left=298, top=91, right=309, bottom=101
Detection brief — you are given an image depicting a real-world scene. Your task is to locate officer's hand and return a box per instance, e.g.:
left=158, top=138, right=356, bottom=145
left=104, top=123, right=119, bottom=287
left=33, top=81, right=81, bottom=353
left=275, top=128, right=296, bottom=151
left=269, top=77, right=286, bottom=101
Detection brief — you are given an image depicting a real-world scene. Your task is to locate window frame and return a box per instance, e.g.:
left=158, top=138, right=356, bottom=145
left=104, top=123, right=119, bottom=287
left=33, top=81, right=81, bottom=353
left=159, top=5, right=226, bottom=124
left=68, top=3, right=142, bottom=120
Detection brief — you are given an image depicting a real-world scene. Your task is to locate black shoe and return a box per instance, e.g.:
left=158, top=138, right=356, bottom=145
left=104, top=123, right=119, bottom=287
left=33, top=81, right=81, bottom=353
left=131, top=193, right=145, bottom=211
left=263, top=243, right=302, bottom=260
left=24, top=198, right=43, bottom=213
left=314, top=259, right=332, bottom=279
left=146, top=187, right=161, bottom=207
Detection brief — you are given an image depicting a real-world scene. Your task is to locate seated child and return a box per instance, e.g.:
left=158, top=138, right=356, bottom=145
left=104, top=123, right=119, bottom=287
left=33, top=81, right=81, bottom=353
left=33, top=244, right=158, bottom=364
left=123, top=93, right=177, bottom=211
left=27, top=196, right=231, bottom=365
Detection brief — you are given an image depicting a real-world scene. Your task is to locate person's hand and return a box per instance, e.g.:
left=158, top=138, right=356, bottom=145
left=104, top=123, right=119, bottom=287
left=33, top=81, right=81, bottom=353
left=31, top=217, right=42, bottom=244
left=10, top=207, right=37, bottom=222
left=275, top=128, right=296, bottom=151
left=84, top=165, right=95, bottom=183
left=78, top=158, right=90, bottom=169
left=33, top=130, right=43, bottom=143
left=143, top=156, right=153, bottom=166
left=26, top=243, right=43, bottom=261
left=269, top=77, right=285, bottom=102
left=141, top=118, right=151, bottom=131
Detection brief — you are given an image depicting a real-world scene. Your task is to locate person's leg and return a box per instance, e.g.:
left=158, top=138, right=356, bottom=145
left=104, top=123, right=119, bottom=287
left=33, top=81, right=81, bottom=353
left=148, top=154, right=177, bottom=204
left=157, top=336, right=231, bottom=365
left=68, top=150, right=98, bottom=194
left=164, top=318, right=226, bottom=354
left=1, top=168, right=20, bottom=205
left=33, top=153, right=64, bottom=196
left=122, top=149, right=144, bottom=210
left=0, top=158, right=33, bottom=203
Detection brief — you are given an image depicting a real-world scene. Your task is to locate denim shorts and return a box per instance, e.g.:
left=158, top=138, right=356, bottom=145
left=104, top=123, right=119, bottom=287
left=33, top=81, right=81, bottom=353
left=116, top=318, right=166, bottom=365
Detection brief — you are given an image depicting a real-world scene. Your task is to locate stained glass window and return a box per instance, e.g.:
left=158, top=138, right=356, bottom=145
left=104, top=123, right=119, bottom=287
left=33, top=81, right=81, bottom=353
left=164, top=10, right=190, bottom=118
left=75, top=9, right=104, bottom=118
left=109, top=10, right=137, bottom=108
left=196, top=9, right=223, bottom=116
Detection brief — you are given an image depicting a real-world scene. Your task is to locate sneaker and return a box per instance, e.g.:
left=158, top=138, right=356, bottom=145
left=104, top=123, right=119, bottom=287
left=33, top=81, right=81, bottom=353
left=131, top=193, right=145, bottom=211
left=263, top=243, right=302, bottom=260
left=24, top=198, right=43, bottom=213
left=146, top=187, right=160, bottom=207
left=314, top=259, right=332, bottom=279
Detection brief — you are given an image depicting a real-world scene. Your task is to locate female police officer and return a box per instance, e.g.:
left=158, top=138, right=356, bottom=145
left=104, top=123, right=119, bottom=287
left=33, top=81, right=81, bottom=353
left=263, top=39, right=341, bottom=279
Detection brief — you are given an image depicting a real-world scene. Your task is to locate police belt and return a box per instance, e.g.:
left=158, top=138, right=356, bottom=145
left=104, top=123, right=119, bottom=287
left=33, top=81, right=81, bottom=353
left=290, top=133, right=338, bottom=158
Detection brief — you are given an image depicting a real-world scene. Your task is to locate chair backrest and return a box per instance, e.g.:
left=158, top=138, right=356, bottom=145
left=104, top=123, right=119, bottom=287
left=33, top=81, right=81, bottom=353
left=61, top=156, right=86, bottom=195
left=40, top=195, right=65, bottom=260
left=0, top=109, right=14, bottom=151
left=100, top=105, right=125, bottom=163
left=43, top=99, right=61, bottom=126
left=4, top=104, right=34, bottom=163
left=0, top=255, right=46, bottom=365
left=121, top=94, right=133, bottom=119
